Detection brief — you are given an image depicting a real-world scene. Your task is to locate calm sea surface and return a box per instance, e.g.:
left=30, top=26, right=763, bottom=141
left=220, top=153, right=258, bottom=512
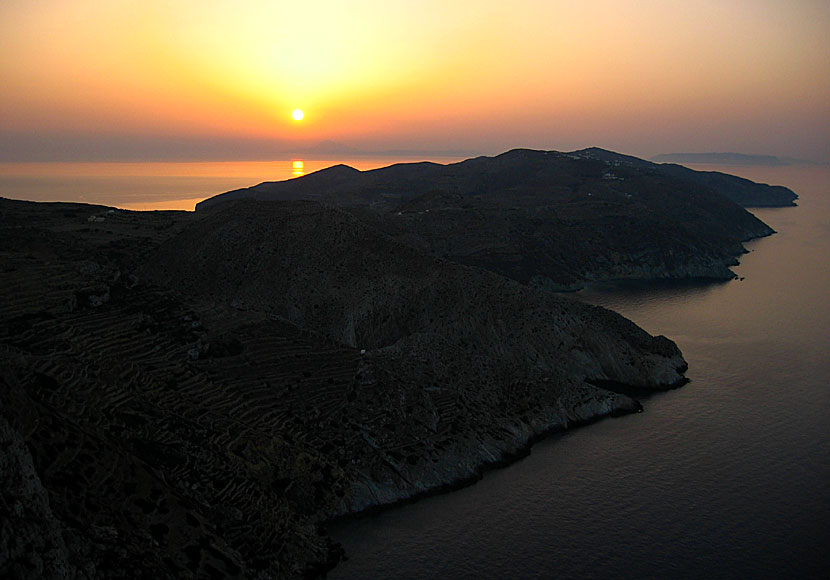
left=0, top=157, right=463, bottom=210
left=328, top=165, right=830, bottom=580
left=3, top=160, right=827, bottom=579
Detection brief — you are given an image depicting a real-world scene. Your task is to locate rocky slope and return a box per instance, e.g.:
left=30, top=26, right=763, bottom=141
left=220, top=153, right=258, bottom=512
left=2, top=197, right=686, bottom=579
left=196, top=148, right=782, bottom=289
left=143, top=200, right=688, bottom=500
left=583, top=148, right=798, bottom=206
left=658, top=163, right=798, bottom=207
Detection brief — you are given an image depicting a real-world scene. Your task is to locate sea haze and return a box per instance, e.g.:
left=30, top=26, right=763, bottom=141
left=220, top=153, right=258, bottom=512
left=327, top=165, right=830, bottom=580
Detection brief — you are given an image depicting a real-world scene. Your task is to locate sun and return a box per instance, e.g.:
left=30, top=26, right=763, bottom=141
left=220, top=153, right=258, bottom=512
left=291, top=109, right=304, bottom=121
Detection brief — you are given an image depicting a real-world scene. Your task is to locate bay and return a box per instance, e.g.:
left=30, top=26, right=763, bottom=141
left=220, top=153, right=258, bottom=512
left=327, top=165, right=830, bottom=580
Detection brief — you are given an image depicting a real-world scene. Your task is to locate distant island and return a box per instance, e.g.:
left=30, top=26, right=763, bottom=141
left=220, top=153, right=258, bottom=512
left=0, top=148, right=798, bottom=578
left=652, top=151, right=812, bottom=166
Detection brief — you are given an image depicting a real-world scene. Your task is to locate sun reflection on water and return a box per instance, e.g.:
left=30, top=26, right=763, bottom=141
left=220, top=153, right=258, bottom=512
left=292, top=160, right=304, bottom=177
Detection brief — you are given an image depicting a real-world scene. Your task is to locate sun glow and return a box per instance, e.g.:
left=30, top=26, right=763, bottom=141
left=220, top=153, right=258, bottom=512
left=0, top=1, right=826, bottom=162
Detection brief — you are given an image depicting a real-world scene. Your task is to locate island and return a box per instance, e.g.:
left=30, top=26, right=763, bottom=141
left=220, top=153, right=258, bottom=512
left=651, top=151, right=793, bottom=166
left=199, top=148, right=793, bottom=289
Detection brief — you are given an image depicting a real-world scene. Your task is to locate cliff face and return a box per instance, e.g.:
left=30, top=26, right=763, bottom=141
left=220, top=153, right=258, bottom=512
left=0, top=415, right=77, bottom=578
left=2, top=197, right=685, bottom=579
left=197, top=148, right=781, bottom=289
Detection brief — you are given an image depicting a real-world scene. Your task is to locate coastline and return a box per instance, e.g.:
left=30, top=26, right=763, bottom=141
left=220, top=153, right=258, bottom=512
left=316, top=385, right=646, bottom=575
left=333, top=382, right=644, bottom=516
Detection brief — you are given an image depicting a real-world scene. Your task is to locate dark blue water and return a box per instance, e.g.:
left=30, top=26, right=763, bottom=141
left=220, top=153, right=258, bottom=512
left=328, top=166, right=830, bottom=580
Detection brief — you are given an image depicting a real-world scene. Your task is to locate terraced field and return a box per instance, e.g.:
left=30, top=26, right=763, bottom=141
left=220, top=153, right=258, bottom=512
left=0, top=201, right=361, bottom=577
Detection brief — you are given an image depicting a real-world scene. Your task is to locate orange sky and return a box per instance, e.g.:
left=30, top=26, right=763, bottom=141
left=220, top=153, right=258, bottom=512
left=1, top=0, right=827, bottom=162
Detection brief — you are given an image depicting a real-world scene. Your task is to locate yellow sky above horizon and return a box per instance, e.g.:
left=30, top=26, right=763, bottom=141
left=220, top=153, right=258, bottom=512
left=1, top=0, right=827, bottom=161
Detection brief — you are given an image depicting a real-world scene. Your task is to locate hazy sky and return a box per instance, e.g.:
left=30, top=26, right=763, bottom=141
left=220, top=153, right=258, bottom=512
left=1, top=0, right=827, bottom=162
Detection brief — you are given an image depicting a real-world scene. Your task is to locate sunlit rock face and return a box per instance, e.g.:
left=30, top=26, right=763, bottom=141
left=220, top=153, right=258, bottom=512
left=2, top=196, right=687, bottom=578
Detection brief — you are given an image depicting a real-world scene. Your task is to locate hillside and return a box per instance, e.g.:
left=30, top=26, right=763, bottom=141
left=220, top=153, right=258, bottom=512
left=1, top=197, right=686, bottom=579
left=198, top=147, right=797, bottom=210
left=197, top=148, right=785, bottom=289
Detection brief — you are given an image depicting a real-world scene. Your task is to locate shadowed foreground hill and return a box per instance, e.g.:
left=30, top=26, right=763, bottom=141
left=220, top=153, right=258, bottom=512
left=145, top=200, right=686, bottom=390
left=197, top=148, right=787, bottom=289
left=2, top=197, right=685, bottom=579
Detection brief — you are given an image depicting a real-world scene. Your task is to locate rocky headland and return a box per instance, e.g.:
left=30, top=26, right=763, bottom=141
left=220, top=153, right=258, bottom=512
left=2, top=195, right=688, bottom=579
left=0, top=150, right=789, bottom=578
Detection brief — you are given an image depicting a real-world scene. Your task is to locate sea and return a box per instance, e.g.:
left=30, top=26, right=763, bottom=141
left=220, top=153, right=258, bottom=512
left=2, top=160, right=827, bottom=579
left=0, top=157, right=463, bottom=211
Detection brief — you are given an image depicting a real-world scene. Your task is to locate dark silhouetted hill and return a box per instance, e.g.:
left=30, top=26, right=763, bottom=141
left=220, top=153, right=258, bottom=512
left=198, top=148, right=787, bottom=290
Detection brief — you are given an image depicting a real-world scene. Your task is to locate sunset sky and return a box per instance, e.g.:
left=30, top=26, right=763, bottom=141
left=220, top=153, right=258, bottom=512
left=1, top=0, right=827, bottom=162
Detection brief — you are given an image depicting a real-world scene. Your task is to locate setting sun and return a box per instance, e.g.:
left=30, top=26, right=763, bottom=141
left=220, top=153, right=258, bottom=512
left=0, top=1, right=826, bottom=161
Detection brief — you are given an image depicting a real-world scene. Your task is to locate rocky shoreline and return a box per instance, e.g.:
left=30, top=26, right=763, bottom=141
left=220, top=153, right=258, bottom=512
left=314, top=384, right=648, bottom=576
left=335, top=381, right=645, bottom=517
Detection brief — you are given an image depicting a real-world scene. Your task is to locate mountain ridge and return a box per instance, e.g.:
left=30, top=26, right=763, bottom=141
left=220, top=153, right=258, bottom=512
left=197, top=147, right=787, bottom=290
left=199, top=147, right=797, bottom=211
